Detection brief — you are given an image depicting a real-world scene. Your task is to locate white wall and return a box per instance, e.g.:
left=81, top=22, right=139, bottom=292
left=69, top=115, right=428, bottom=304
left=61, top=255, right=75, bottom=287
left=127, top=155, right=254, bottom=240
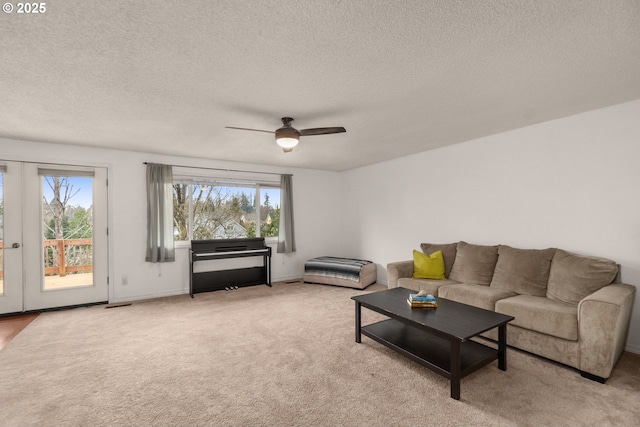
left=3, top=99, right=639, bottom=352
left=339, top=99, right=640, bottom=353
left=0, top=138, right=341, bottom=302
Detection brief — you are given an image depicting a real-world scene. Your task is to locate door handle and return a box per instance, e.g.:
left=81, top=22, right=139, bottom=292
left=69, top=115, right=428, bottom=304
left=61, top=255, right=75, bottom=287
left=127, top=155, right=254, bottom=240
left=5, top=242, right=21, bottom=249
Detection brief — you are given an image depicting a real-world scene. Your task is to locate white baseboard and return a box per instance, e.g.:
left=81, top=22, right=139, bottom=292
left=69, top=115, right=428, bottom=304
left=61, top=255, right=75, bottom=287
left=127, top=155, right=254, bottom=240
left=109, top=289, right=187, bottom=304
left=109, top=277, right=305, bottom=304
left=273, top=274, right=303, bottom=283
left=625, top=343, right=640, bottom=355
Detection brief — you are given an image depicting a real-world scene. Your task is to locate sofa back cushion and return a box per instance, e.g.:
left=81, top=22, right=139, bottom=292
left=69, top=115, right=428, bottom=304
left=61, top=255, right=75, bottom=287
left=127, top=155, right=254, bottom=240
left=546, top=249, right=618, bottom=305
left=490, top=245, right=556, bottom=296
left=448, top=241, right=499, bottom=285
left=420, top=242, right=458, bottom=278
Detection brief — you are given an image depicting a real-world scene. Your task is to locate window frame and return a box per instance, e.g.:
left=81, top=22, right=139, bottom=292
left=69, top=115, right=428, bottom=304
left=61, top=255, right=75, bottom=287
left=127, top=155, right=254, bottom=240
left=172, top=169, right=281, bottom=248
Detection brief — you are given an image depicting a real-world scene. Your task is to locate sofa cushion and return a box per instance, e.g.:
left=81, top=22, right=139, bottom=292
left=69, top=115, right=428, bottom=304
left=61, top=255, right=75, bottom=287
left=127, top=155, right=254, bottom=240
left=448, top=241, right=499, bottom=285
left=420, top=242, right=458, bottom=278
left=495, top=295, right=578, bottom=341
left=546, top=249, right=618, bottom=305
left=412, top=250, right=445, bottom=280
left=398, top=278, right=461, bottom=296
left=438, top=283, right=516, bottom=311
left=490, top=245, right=556, bottom=296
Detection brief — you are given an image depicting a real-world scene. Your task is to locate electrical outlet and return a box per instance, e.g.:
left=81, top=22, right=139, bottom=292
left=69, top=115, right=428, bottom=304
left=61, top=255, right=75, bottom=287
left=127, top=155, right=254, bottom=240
left=122, top=276, right=128, bottom=286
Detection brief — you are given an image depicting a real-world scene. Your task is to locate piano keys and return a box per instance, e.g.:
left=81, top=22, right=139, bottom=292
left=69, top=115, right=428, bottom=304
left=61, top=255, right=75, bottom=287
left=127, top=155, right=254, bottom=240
left=189, top=237, right=272, bottom=297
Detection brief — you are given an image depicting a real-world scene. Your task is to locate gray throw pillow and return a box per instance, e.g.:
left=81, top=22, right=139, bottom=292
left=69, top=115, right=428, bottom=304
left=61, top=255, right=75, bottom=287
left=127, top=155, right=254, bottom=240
left=448, top=241, right=499, bottom=286
left=420, top=242, right=458, bottom=278
left=546, top=249, right=618, bottom=305
left=490, top=245, right=556, bottom=296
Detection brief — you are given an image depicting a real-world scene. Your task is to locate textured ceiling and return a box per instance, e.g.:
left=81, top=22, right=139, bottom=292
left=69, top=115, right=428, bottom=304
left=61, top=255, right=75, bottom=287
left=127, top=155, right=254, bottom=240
left=1, top=0, right=639, bottom=171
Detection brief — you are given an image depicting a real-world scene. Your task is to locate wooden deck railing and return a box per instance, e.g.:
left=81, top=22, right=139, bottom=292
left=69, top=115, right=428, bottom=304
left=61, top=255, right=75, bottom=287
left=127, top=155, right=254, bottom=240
left=0, top=239, right=93, bottom=278
left=44, top=239, right=93, bottom=277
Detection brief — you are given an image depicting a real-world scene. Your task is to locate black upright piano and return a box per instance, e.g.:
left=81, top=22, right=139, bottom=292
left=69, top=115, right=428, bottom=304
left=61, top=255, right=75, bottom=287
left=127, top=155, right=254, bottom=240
left=189, top=237, right=272, bottom=297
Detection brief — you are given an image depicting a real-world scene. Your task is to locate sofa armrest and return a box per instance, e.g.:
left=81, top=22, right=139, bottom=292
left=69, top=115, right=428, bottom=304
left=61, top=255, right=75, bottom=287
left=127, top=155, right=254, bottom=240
left=386, top=260, right=413, bottom=288
left=578, top=283, right=636, bottom=379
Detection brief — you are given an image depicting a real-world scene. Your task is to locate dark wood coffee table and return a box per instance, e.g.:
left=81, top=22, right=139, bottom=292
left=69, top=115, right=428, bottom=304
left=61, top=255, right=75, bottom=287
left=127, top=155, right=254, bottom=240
left=352, top=287, right=514, bottom=400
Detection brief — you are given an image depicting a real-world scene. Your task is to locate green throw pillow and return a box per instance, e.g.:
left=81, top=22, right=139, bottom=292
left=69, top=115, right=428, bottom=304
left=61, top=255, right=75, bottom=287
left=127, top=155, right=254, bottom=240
left=413, top=249, right=446, bottom=280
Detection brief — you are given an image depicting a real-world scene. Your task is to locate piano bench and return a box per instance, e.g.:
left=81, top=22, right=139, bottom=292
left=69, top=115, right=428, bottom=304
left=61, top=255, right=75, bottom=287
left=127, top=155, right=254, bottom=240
left=303, top=256, right=377, bottom=290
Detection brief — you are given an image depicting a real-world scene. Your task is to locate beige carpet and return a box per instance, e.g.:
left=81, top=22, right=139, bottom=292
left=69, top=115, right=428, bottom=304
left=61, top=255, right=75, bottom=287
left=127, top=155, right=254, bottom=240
left=1, top=281, right=639, bottom=427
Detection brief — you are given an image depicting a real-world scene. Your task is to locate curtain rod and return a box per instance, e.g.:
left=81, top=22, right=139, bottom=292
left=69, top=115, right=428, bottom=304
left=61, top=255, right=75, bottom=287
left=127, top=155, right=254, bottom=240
left=143, top=162, right=290, bottom=177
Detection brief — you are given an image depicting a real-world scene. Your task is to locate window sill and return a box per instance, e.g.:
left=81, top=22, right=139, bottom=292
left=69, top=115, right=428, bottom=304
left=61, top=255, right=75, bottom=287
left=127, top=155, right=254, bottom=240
left=175, top=237, right=278, bottom=250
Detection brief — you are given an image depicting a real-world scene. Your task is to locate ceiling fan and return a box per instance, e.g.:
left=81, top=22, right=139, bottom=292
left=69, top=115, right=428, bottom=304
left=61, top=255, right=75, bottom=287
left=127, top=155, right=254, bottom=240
left=226, top=117, right=346, bottom=152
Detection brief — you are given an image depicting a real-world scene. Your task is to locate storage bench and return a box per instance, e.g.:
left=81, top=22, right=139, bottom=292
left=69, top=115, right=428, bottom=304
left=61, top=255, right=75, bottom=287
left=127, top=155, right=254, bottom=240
left=303, top=256, right=377, bottom=289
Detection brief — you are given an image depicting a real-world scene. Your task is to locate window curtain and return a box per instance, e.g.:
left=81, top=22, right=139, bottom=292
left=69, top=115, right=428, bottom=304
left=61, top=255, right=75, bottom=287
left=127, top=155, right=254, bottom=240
left=277, top=174, right=296, bottom=253
left=145, top=163, right=175, bottom=262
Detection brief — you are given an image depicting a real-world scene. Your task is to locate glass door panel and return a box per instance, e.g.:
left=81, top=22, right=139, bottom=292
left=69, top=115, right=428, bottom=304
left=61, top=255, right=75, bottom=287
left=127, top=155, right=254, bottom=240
left=22, top=163, right=108, bottom=312
left=42, top=175, right=94, bottom=290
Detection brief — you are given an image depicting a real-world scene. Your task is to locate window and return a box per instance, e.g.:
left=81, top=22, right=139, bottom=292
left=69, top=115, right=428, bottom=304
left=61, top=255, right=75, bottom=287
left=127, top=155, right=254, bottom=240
left=172, top=173, right=280, bottom=243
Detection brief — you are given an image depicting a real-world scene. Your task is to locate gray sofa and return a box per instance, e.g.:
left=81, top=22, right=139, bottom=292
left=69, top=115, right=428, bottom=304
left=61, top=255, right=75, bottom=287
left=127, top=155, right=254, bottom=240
left=387, top=241, right=636, bottom=382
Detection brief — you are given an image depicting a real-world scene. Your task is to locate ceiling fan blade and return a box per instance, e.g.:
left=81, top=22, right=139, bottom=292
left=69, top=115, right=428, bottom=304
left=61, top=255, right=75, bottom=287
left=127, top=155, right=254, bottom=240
left=299, top=127, right=346, bottom=136
left=225, top=126, right=274, bottom=134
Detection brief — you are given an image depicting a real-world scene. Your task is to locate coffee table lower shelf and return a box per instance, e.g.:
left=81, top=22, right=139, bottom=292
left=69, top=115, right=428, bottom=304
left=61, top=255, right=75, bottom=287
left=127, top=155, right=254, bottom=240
left=361, top=319, right=499, bottom=391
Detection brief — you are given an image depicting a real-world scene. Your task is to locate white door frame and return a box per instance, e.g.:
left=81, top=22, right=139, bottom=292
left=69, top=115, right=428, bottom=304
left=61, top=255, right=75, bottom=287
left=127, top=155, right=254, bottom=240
left=0, top=161, right=109, bottom=314
left=0, top=161, right=24, bottom=314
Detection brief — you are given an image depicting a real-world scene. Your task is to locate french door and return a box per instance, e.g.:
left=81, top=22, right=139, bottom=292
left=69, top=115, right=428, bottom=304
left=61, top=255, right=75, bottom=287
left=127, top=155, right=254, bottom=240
left=0, top=161, right=108, bottom=314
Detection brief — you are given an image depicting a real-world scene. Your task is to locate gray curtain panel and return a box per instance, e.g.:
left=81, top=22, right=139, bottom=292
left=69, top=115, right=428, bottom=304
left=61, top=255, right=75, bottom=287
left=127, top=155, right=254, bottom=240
left=277, top=174, right=296, bottom=253
left=145, top=163, right=175, bottom=262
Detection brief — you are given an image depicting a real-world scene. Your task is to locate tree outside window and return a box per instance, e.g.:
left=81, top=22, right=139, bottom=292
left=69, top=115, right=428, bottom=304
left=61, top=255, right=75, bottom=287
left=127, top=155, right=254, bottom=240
left=173, top=181, right=280, bottom=241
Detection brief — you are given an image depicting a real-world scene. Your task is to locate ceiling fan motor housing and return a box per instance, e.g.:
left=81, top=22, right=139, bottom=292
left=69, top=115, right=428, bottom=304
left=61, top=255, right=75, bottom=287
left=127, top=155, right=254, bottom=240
left=275, top=120, right=300, bottom=152
left=275, top=126, right=300, bottom=139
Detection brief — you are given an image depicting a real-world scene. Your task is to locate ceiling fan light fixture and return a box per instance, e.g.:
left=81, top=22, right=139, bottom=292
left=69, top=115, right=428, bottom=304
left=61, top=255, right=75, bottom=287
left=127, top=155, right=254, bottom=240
left=276, top=136, right=298, bottom=152
left=275, top=125, right=300, bottom=152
